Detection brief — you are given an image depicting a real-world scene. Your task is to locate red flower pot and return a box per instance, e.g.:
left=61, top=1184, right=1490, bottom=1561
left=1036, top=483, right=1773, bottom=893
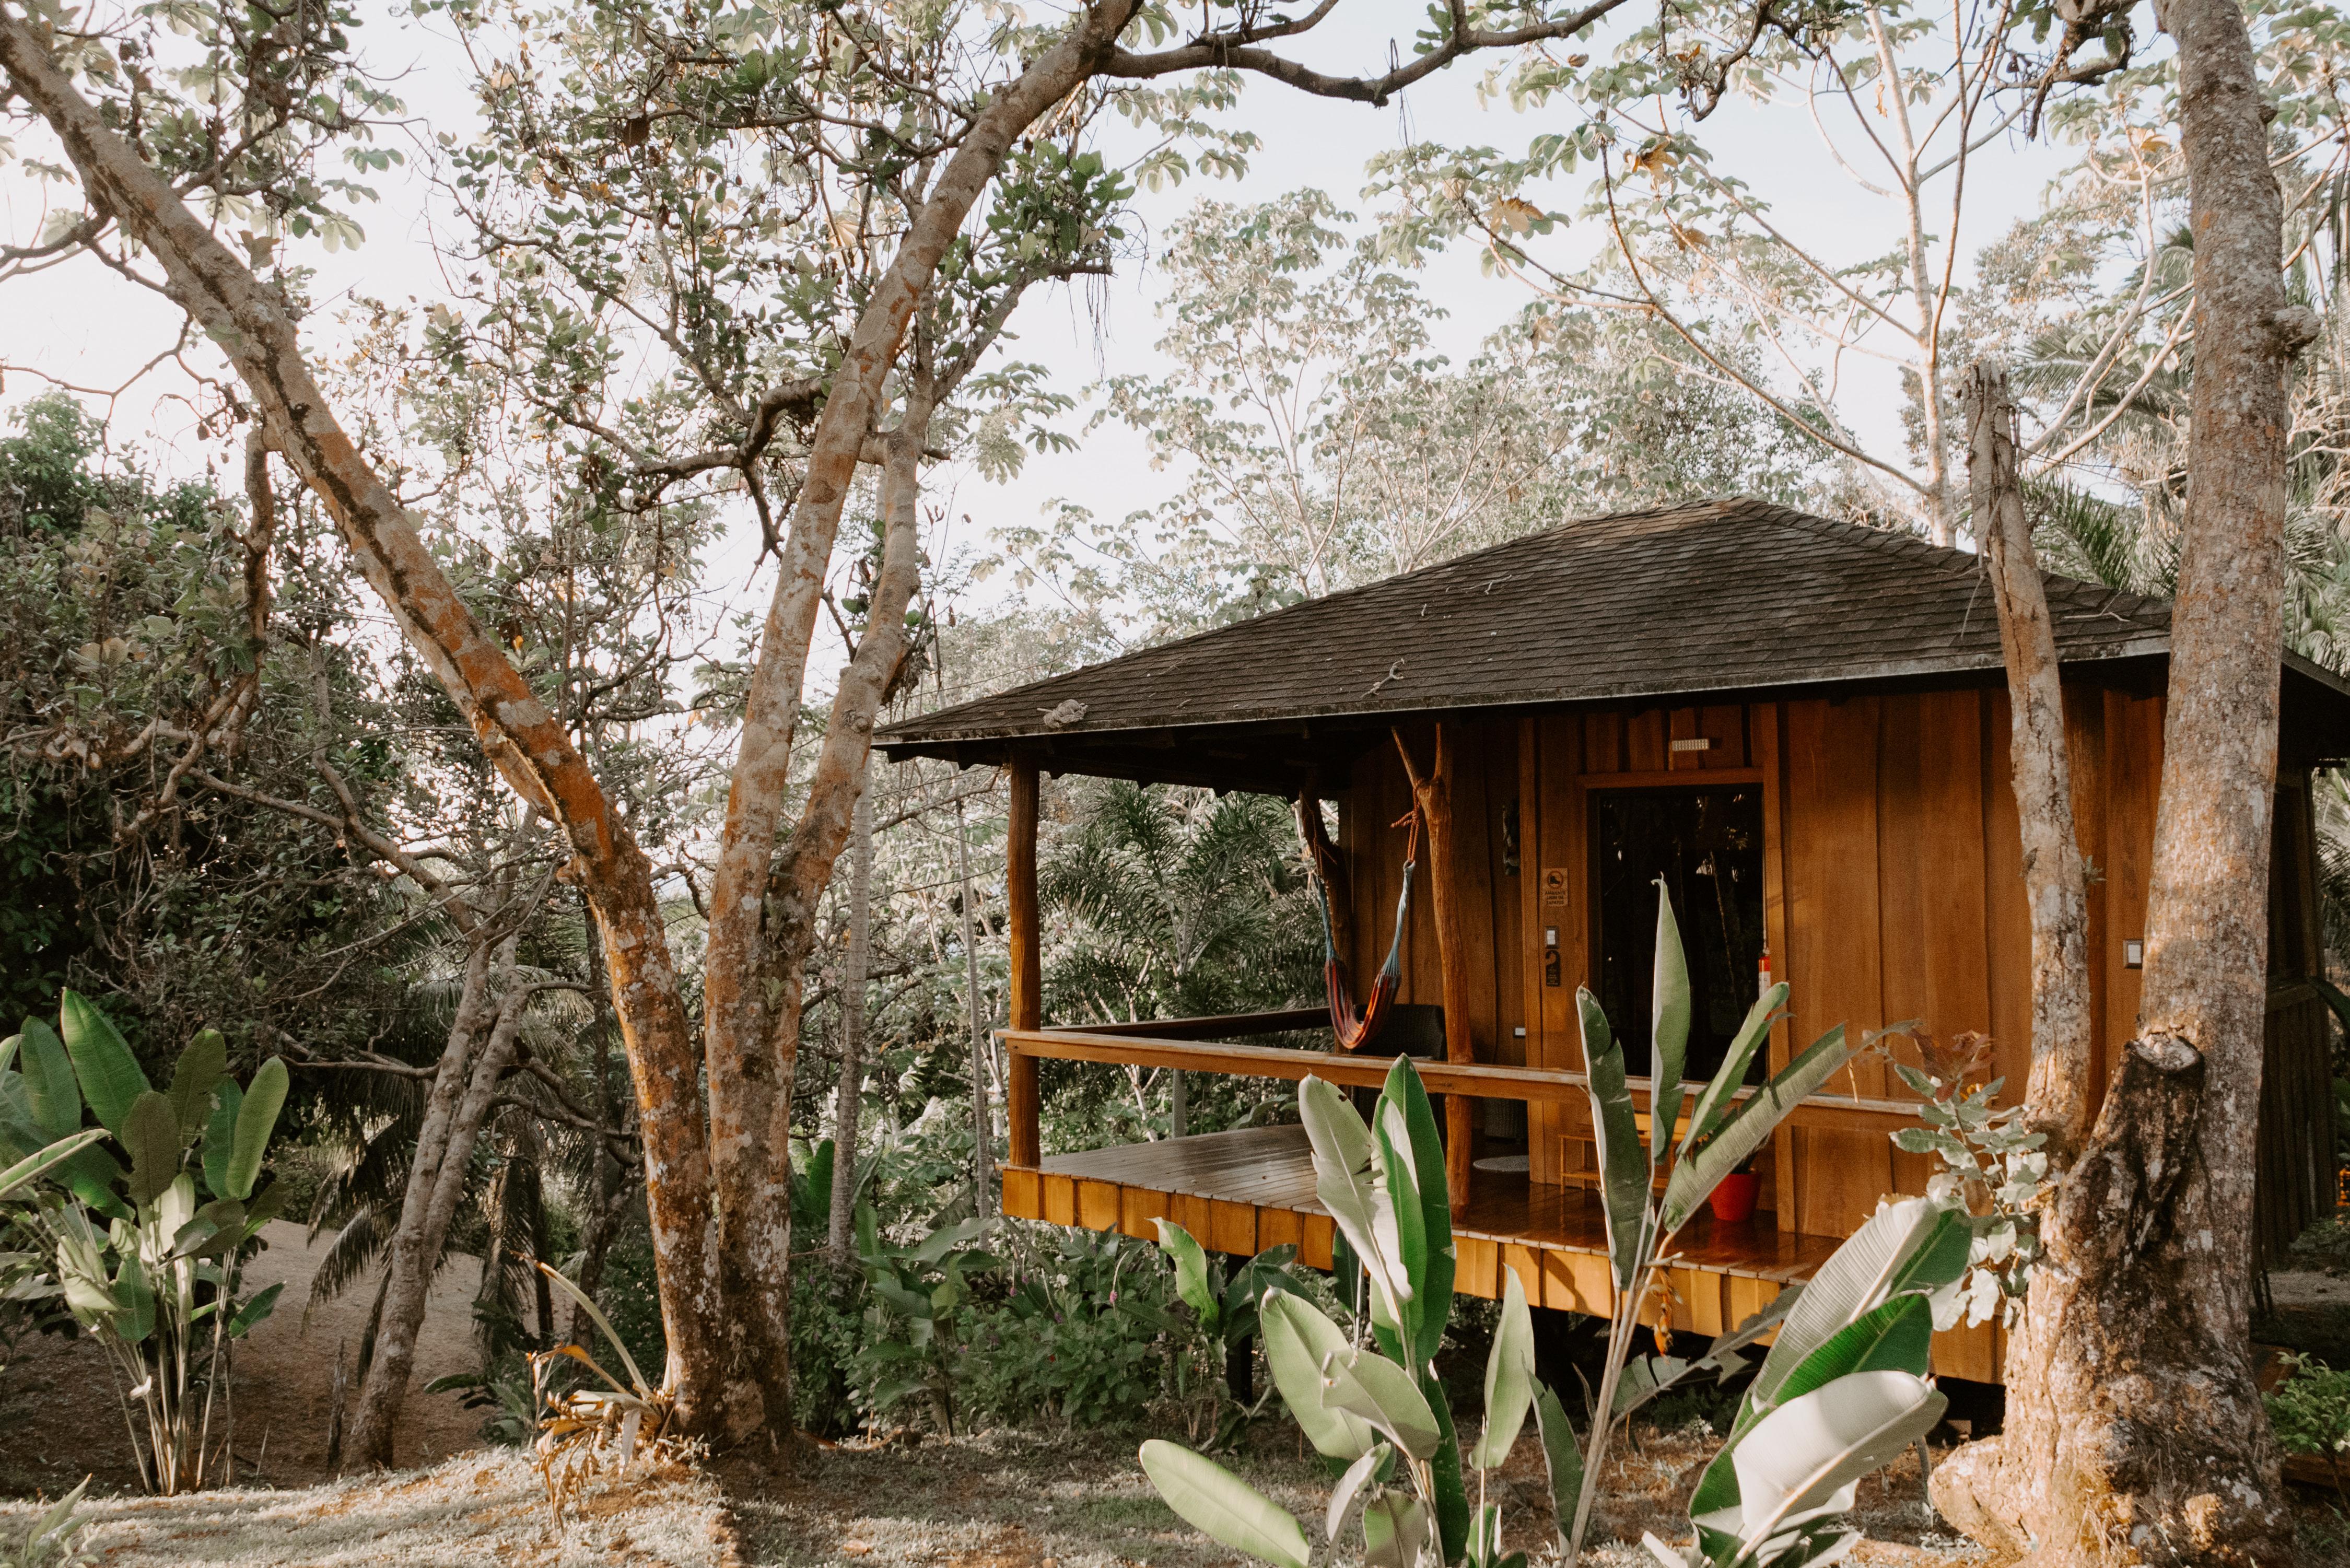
left=1709, top=1171, right=1761, bottom=1224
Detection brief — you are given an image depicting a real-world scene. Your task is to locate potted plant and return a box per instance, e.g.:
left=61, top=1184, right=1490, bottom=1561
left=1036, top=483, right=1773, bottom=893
left=1691, top=1130, right=1761, bottom=1223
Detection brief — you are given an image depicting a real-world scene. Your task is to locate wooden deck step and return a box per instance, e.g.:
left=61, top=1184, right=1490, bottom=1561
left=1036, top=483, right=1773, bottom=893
left=1002, top=1125, right=2006, bottom=1382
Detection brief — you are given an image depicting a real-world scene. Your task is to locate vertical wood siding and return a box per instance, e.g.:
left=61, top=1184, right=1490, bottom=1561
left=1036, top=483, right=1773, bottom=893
left=1337, top=685, right=2330, bottom=1263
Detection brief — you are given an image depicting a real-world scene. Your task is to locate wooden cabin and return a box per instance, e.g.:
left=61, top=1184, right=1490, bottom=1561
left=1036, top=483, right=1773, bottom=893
left=878, top=499, right=2350, bottom=1384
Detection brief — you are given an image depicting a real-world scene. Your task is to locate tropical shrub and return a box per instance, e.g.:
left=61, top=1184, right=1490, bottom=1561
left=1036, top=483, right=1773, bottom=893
left=2265, top=1353, right=2350, bottom=1494
left=1138, top=882, right=1968, bottom=1568
left=1886, top=1029, right=2053, bottom=1327
left=0, top=991, right=290, bottom=1494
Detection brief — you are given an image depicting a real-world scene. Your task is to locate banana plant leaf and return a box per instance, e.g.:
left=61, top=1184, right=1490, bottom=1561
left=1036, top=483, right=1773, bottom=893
left=1377, top=1056, right=1455, bottom=1368
left=1299, top=1076, right=1407, bottom=1340
left=1139, top=1440, right=1311, bottom=1568
left=1724, top=1371, right=1946, bottom=1543
left=1531, top=1381, right=1583, bottom=1551
left=1361, top=1492, right=1433, bottom=1568
left=202, top=1079, right=242, bottom=1201
left=1748, top=1197, right=1954, bottom=1411
left=1677, top=984, right=1788, bottom=1161
left=57, top=992, right=150, bottom=1135
left=1319, top=1345, right=1442, bottom=1459
left=165, top=1031, right=227, bottom=1141
left=1327, top=1442, right=1393, bottom=1540
left=1658, top=1023, right=1854, bottom=1236
left=226, top=1280, right=284, bottom=1338
left=0, top=1128, right=107, bottom=1202
left=224, top=1058, right=289, bottom=1202
left=1576, top=989, right=1649, bottom=1290
left=122, top=1090, right=183, bottom=1206
left=1772, top=1295, right=1934, bottom=1406
left=17, top=1017, right=81, bottom=1142
left=1259, top=1291, right=1376, bottom=1461
left=1423, top=1364, right=1471, bottom=1564
left=1649, top=881, right=1691, bottom=1168
left=1471, top=1268, right=1536, bottom=1468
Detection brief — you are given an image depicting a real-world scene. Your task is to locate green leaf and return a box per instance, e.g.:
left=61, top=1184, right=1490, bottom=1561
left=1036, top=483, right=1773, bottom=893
left=17, top=1018, right=81, bottom=1141
left=57, top=991, right=149, bottom=1134
left=1300, top=1075, right=1405, bottom=1337
left=1472, top=1267, right=1535, bottom=1469
left=1260, top=1291, right=1376, bottom=1460
left=1320, top=1346, right=1442, bottom=1459
left=1138, top=1441, right=1311, bottom=1568
left=226, top=1280, right=284, bottom=1338
left=202, top=1079, right=242, bottom=1199
left=224, top=1057, right=288, bottom=1201
left=1425, top=1366, right=1471, bottom=1563
left=1327, top=1441, right=1393, bottom=1540
left=1749, top=1197, right=1948, bottom=1411
left=238, top=1180, right=289, bottom=1239
left=1378, top=1055, right=1455, bottom=1368
left=1660, top=1024, right=1854, bottom=1235
left=167, top=1029, right=228, bottom=1141
left=120, top=1090, right=182, bottom=1206
left=1880, top=1204, right=1972, bottom=1298
left=1576, top=988, right=1649, bottom=1290
left=1724, top=1371, right=1945, bottom=1541
left=1531, top=1381, right=1584, bottom=1545
left=1678, top=983, right=1787, bottom=1159
left=1649, top=880, right=1690, bottom=1165
left=1153, top=1219, right=1220, bottom=1329
left=0, top=1127, right=108, bottom=1202
left=1361, top=1492, right=1432, bottom=1568
left=113, top=1254, right=156, bottom=1343
left=1773, top=1295, right=1934, bottom=1406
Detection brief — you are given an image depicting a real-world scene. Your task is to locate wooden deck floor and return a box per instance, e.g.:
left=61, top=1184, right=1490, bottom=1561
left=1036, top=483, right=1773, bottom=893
left=1001, top=1125, right=2004, bottom=1382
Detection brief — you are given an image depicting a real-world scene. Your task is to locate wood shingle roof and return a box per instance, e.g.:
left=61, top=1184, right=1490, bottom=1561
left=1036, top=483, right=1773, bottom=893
left=877, top=497, right=2344, bottom=788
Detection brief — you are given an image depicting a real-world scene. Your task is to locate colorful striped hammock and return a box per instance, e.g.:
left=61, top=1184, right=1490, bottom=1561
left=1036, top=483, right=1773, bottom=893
left=1311, top=810, right=1419, bottom=1052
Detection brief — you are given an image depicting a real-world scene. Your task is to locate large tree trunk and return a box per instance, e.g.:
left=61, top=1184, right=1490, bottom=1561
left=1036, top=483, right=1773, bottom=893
left=0, top=3, right=734, bottom=1430
left=685, top=0, right=1140, bottom=1437
left=1932, top=0, right=2316, bottom=1557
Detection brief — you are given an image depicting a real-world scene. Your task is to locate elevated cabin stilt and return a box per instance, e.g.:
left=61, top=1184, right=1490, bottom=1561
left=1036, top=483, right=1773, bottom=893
left=893, top=499, right=2350, bottom=1390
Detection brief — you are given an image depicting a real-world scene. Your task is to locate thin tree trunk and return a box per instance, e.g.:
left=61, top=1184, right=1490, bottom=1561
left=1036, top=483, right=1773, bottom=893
left=0, top=8, right=733, bottom=1430
left=1964, top=361, right=2096, bottom=1155
left=345, top=931, right=522, bottom=1467
left=956, top=792, right=994, bottom=1212
left=828, top=778, right=874, bottom=1264
left=1932, top=0, right=2317, bottom=1555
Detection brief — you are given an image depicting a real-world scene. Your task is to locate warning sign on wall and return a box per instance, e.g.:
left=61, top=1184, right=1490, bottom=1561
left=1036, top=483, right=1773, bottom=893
left=1540, top=868, right=1571, bottom=910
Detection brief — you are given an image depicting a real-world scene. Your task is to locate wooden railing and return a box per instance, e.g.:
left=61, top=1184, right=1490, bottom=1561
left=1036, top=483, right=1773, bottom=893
left=1000, top=1021, right=1923, bottom=1177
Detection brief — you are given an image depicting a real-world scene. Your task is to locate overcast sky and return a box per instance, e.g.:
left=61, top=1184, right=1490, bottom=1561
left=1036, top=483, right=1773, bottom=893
left=3, top=1, right=2074, bottom=660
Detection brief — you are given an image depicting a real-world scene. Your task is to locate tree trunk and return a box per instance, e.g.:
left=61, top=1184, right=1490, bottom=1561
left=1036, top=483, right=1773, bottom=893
left=346, top=932, right=531, bottom=1467
left=712, top=379, right=939, bottom=1434
left=0, top=5, right=734, bottom=1430
left=1931, top=0, right=2316, bottom=1556
left=1963, top=361, right=2096, bottom=1155
left=828, top=778, right=874, bottom=1264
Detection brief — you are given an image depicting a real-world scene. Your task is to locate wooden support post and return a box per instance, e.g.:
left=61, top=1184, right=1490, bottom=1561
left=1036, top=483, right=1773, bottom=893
left=1397, top=724, right=1476, bottom=1213
left=1008, top=757, right=1043, bottom=1168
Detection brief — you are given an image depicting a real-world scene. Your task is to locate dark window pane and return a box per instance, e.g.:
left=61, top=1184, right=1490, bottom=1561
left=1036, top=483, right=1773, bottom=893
left=1592, top=785, right=1767, bottom=1083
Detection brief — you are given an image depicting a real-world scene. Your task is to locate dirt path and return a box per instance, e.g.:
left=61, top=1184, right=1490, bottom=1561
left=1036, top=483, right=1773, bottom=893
left=1, top=1221, right=486, bottom=1495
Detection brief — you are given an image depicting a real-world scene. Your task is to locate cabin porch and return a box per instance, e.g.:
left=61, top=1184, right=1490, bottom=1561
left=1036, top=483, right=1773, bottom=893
left=997, top=1020, right=2011, bottom=1383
